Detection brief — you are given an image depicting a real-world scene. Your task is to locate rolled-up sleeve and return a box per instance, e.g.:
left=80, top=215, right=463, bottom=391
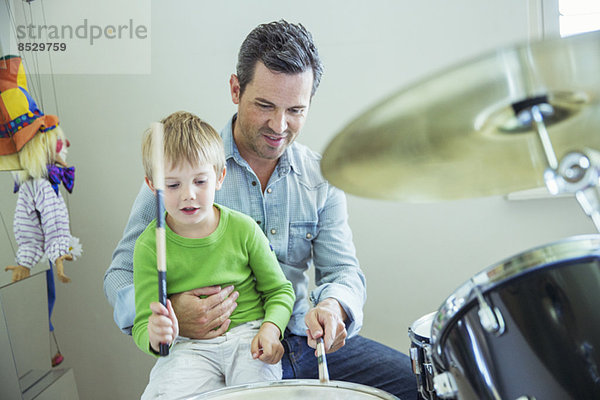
left=310, top=185, right=366, bottom=338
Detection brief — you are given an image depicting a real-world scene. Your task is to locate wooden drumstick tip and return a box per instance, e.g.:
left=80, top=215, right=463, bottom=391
left=317, top=337, right=330, bottom=384
left=151, top=122, right=165, bottom=191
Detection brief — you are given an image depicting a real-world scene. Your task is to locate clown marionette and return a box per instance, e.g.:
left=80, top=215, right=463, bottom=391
left=0, top=56, right=82, bottom=364
left=7, top=128, right=81, bottom=283
left=0, top=55, right=81, bottom=282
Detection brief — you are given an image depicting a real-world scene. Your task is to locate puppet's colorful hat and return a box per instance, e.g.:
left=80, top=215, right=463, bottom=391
left=0, top=55, right=59, bottom=156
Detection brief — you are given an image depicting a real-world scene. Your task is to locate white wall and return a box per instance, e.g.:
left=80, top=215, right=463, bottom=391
left=3, top=1, right=595, bottom=399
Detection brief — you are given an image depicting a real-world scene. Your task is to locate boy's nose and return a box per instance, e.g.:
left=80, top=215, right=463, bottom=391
left=181, top=185, right=196, bottom=201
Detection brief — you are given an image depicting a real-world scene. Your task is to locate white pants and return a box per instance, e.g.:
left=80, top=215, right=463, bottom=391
left=141, top=320, right=281, bottom=400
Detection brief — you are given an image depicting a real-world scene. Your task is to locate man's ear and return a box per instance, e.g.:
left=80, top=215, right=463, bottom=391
left=229, top=74, right=240, bottom=105
left=145, top=176, right=157, bottom=194
left=215, top=166, right=227, bottom=190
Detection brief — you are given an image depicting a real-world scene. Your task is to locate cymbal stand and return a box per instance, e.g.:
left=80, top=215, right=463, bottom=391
left=519, top=102, right=600, bottom=232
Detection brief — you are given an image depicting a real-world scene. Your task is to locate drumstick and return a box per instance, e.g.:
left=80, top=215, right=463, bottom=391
left=317, top=337, right=330, bottom=383
left=151, top=122, right=169, bottom=357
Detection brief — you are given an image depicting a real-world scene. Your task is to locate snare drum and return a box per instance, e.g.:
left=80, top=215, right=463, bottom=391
left=192, top=379, right=399, bottom=399
left=431, top=235, right=600, bottom=400
left=408, top=312, right=438, bottom=400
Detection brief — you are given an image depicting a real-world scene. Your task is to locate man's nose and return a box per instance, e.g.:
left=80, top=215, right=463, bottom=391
left=268, top=110, right=288, bottom=134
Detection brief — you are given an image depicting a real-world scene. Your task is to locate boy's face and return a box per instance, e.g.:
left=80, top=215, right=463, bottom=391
left=149, top=160, right=226, bottom=235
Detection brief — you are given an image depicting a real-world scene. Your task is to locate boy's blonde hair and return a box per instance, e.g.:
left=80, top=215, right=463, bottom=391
left=142, top=111, right=225, bottom=182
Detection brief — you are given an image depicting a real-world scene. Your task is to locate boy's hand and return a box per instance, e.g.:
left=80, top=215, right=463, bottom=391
left=148, top=300, right=179, bottom=353
left=251, top=322, right=283, bottom=364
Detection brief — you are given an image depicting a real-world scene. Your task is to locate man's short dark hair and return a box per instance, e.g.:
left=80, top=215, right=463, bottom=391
left=236, top=20, right=323, bottom=98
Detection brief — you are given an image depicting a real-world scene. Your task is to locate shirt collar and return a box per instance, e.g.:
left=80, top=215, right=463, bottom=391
left=221, top=115, right=238, bottom=162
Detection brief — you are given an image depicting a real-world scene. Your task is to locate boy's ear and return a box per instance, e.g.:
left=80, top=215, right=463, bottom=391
left=145, top=176, right=157, bottom=194
left=215, top=166, right=227, bottom=190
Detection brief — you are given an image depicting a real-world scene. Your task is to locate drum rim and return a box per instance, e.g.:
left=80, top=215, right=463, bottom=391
left=194, top=379, right=400, bottom=399
left=408, top=311, right=437, bottom=342
left=430, top=234, right=600, bottom=348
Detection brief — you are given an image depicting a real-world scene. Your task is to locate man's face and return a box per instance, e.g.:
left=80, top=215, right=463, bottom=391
left=230, top=62, right=313, bottom=163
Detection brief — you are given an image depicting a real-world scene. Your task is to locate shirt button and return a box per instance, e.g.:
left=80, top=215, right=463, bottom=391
left=266, top=188, right=272, bottom=194
left=306, top=233, right=312, bottom=239
left=270, top=229, right=277, bottom=235
left=256, top=221, right=261, bottom=225
left=252, top=181, right=257, bottom=186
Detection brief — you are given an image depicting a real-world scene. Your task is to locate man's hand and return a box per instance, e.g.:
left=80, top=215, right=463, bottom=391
left=148, top=300, right=178, bottom=353
left=170, top=285, right=239, bottom=339
left=55, top=254, right=73, bottom=283
left=305, top=298, right=347, bottom=354
left=251, top=322, right=284, bottom=364
left=5, top=265, right=30, bottom=282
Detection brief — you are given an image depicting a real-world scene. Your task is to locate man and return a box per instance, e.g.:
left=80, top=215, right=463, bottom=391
left=104, top=20, right=417, bottom=399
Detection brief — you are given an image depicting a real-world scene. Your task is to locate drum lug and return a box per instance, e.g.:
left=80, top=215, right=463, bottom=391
left=409, top=347, right=420, bottom=375
left=473, top=284, right=506, bottom=336
left=433, top=371, right=458, bottom=398
left=478, top=305, right=505, bottom=336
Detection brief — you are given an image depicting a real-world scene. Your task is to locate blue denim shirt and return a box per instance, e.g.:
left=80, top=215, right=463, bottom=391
left=103, top=115, right=366, bottom=337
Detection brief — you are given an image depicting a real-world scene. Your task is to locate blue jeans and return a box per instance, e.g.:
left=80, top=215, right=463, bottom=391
left=281, top=332, right=418, bottom=400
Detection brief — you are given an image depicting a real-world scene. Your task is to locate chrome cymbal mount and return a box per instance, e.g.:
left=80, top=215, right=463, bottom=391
left=515, top=96, right=600, bottom=232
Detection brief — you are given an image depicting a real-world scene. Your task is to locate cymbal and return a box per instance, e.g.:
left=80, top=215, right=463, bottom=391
left=321, top=31, right=600, bottom=202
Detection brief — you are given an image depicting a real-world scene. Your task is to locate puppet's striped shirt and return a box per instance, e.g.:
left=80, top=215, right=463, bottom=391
left=13, top=179, right=71, bottom=268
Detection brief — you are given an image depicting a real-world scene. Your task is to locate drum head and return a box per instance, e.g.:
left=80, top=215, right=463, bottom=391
left=409, top=312, right=436, bottom=343
left=193, top=380, right=399, bottom=399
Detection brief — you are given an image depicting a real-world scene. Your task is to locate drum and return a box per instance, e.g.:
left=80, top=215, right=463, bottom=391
left=431, top=235, right=600, bottom=400
left=408, top=312, right=439, bottom=400
left=192, top=380, right=399, bottom=399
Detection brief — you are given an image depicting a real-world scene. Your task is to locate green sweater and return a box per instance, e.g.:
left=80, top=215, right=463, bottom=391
left=132, top=204, right=295, bottom=356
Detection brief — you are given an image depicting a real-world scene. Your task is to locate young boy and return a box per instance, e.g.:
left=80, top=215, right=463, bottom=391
left=132, top=111, right=295, bottom=399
